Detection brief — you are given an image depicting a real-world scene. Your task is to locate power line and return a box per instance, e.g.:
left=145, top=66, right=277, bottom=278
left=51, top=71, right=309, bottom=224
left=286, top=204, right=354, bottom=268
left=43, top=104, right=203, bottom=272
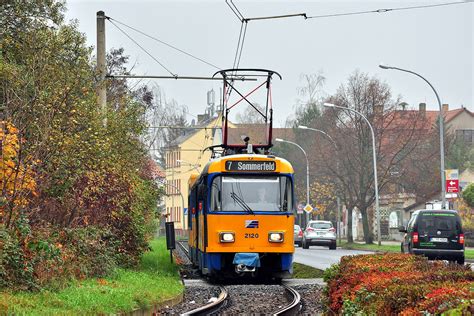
left=226, top=0, right=244, bottom=22
left=306, top=1, right=472, bottom=19
left=108, top=19, right=176, bottom=77
left=148, top=126, right=221, bottom=130
left=106, top=16, right=221, bottom=70
left=236, top=22, right=248, bottom=70
left=245, top=13, right=307, bottom=22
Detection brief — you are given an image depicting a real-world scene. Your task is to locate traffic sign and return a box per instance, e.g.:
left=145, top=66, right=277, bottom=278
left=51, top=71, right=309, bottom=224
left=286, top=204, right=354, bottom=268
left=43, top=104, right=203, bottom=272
left=445, top=169, right=459, bottom=180
left=446, top=179, right=459, bottom=193
left=304, top=204, right=313, bottom=213
left=297, top=203, right=304, bottom=214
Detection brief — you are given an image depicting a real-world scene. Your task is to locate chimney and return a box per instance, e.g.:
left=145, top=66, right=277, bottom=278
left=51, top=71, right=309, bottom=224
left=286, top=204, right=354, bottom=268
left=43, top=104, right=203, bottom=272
left=442, top=104, right=449, bottom=113
left=419, top=102, right=426, bottom=113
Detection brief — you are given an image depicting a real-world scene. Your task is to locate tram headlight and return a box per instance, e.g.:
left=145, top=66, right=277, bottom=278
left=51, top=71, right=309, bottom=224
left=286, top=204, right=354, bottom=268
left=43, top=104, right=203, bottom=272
left=219, top=232, right=235, bottom=243
left=268, top=232, right=284, bottom=243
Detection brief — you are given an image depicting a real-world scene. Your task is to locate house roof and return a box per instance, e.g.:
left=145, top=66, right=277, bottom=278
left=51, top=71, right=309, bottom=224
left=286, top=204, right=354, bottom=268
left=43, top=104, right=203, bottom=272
left=227, top=124, right=295, bottom=145
left=390, top=107, right=473, bottom=128
left=168, top=116, right=221, bottom=147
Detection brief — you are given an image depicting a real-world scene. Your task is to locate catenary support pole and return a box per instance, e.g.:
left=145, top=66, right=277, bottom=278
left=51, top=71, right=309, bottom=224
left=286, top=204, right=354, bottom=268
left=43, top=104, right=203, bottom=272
left=97, top=11, right=107, bottom=125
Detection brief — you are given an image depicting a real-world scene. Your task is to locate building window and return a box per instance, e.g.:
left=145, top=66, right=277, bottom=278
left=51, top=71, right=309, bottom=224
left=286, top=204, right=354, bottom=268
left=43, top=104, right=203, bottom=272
left=389, top=211, right=400, bottom=228
left=176, top=207, right=181, bottom=223
left=456, top=129, right=473, bottom=144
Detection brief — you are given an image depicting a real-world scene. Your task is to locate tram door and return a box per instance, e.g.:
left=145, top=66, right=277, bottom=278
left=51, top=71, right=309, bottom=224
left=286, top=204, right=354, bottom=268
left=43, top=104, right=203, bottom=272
left=189, top=184, right=199, bottom=265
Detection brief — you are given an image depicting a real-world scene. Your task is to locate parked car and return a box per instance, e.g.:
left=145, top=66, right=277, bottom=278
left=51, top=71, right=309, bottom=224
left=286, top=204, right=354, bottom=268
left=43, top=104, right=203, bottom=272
left=302, top=220, right=337, bottom=250
left=294, top=224, right=303, bottom=247
left=399, top=209, right=464, bottom=264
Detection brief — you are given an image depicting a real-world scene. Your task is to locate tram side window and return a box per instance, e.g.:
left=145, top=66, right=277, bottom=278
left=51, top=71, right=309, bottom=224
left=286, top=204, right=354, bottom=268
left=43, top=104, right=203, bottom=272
left=279, top=176, right=292, bottom=212
left=210, top=177, right=222, bottom=211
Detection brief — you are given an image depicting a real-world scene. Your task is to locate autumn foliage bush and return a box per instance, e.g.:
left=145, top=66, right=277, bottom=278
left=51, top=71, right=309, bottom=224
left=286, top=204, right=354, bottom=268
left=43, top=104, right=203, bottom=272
left=1, top=1, right=161, bottom=291
left=324, top=253, right=474, bottom=315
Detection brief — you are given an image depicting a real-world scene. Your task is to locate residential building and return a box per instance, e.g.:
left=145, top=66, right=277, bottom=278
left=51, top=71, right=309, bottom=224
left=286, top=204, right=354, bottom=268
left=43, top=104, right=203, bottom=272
left=164, top=114, right=234, bottom=235
left=368, top=103, right=473, bottom=240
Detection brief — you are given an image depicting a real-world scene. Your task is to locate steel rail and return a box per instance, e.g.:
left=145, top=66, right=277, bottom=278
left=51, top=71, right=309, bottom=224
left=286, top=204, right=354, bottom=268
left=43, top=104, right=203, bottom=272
left=176, top=240, right=190, bottom=259
left=181, top=286, right=228, bottom=316
left=273, top=285, right=302, bottom=315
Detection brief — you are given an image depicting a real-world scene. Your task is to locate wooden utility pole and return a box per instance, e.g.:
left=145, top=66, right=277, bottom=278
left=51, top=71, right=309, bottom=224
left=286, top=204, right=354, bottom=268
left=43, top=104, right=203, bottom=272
left=96, top=11, right=107, bottom=125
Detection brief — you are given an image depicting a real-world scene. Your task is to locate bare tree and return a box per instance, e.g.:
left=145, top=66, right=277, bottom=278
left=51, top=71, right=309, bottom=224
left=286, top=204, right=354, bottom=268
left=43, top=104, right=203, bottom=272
left=144, top=85, right=188, bottom=167
left=234, top=103, right=266, bottom=124
left=323, top=71, right=432, bottom=243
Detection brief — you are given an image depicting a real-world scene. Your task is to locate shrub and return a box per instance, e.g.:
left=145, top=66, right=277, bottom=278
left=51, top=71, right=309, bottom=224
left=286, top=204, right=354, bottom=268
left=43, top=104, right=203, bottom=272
left=463, top=183, right=474, bottom=207
left=325, top=253, right=474, bottom=315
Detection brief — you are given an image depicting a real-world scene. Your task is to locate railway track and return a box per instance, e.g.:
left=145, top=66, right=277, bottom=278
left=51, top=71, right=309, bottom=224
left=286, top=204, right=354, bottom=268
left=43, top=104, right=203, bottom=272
left=176, top=239, right=190, bottom=258
left=274, top=285, right=302, bottom=315
left=173, top=240, right=303, bottom=315
left=179, top=284, right=301, bottom=315
left=181, top=286, right=228, bottom=315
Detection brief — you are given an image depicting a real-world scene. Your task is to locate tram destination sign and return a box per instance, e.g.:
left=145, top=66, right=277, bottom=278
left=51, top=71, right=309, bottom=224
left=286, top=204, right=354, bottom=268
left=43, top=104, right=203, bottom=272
left=225, top=160, right=276, bottom=172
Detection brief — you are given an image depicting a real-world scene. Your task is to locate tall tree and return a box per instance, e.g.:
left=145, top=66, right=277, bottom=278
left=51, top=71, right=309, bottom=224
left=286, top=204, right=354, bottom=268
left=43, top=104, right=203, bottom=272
left=324, top=71, right=432, bottom=243
left=235, top=103, right=266, bottom=124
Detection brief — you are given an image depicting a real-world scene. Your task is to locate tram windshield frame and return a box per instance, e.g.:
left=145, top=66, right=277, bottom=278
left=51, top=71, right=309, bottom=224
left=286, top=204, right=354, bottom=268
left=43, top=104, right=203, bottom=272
left=210, top=175, right=293, bottom=213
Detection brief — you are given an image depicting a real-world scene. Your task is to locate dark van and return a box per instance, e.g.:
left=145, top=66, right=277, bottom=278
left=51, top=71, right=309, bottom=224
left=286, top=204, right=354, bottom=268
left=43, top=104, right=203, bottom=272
left=399, top=210, right=464, bottom=264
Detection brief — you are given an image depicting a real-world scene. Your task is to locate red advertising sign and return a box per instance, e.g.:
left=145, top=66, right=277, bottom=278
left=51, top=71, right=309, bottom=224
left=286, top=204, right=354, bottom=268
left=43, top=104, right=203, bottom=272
left=446, top=180, right=459, bottom=193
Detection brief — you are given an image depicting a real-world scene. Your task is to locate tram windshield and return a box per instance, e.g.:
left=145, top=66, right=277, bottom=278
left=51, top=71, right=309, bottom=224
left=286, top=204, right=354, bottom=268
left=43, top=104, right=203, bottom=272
left=210, top=176, right=293, bottom=213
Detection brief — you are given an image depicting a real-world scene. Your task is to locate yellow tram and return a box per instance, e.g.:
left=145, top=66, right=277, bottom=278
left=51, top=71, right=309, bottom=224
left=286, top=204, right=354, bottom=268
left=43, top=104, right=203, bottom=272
left=186, top=68, right=295, bottom=279
left=187, top=154, right=295, bottom=278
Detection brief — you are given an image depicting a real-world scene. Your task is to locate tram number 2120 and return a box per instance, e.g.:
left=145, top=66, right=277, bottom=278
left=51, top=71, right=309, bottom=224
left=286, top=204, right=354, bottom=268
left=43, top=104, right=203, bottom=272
left=245, top=233, right=259, bottom=239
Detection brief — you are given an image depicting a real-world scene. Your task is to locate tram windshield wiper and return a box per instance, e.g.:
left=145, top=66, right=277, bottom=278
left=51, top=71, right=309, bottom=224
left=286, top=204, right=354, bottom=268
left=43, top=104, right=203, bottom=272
left=230, top=191, right=254, bottom=214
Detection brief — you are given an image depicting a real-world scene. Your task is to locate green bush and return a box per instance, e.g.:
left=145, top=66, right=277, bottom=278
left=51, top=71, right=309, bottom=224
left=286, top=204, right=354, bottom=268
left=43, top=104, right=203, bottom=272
left=463, top=183, right=474, bottom=207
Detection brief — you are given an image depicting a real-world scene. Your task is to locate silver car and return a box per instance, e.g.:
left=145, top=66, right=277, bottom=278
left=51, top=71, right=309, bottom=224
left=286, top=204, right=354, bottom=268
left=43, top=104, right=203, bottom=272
left=302, top=220, right=337, bottom=250
left=294, top=224, right=303, bottom=247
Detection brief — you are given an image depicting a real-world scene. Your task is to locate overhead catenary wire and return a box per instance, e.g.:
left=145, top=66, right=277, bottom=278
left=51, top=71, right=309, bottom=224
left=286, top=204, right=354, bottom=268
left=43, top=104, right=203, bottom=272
left=226, top=0, right=245, bottom=22
left=106, top=16, right=221, bottom=70
left=306, top=1, right=473, bottom=19
left=108, top=19, right=176, bottom=77
left=235, top=21, right=248, bottom=70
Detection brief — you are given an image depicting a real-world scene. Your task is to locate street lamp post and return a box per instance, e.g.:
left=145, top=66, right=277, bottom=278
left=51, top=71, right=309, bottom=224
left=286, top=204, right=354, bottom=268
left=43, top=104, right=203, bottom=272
left=324, top=103, right=381, bottom=246
left=275, top=138, right=310, bottom=227
left=298, top=125, right=342, bottom=244
left=379, top=63, right=446, bottom=209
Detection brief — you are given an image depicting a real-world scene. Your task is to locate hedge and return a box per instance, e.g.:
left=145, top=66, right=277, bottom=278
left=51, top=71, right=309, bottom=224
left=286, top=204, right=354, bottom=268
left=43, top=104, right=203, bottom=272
left=324, top=253, right=474, bottom=315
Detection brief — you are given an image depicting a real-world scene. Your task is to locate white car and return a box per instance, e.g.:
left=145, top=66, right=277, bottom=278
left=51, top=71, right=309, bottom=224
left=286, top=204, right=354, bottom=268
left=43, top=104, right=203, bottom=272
left=302, top=220, right=337, bottom=250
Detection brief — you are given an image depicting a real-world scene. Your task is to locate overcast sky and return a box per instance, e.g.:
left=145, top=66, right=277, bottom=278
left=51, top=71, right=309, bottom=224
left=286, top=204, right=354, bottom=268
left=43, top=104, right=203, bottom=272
left=66, top=0, right=473, bottom=126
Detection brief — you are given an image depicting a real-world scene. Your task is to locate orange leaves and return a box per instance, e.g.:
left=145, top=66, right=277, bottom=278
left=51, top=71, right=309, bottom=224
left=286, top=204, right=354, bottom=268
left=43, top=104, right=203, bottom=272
left=96, top=278, right=108, bottom=286
left=1, top=121, right=37, bottom=222
left=309, top=179, right=336, bottom=216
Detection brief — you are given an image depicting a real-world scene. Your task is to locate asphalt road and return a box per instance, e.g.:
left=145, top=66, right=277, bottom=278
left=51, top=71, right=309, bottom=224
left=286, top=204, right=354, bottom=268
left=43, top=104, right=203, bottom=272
left=293, top=246, right=373, bottom=270
left=293, top=245, right=474, bottom=271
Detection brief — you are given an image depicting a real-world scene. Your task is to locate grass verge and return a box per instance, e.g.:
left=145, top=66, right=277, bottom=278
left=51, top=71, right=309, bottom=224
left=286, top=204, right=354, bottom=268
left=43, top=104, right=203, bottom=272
left=0, top=238, right=183, bottom=315
left=292, top=262, right=325, bottom=279
left=338, top=241, right=474, bottom=259
left=338, top=241, right=400, bottom=253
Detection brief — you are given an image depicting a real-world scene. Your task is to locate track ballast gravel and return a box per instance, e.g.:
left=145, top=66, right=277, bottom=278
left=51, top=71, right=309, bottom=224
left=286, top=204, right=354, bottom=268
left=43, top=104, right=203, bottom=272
left=214, top=284, right=289, bottom=315
left=158, top=285, right=221, bottom=315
